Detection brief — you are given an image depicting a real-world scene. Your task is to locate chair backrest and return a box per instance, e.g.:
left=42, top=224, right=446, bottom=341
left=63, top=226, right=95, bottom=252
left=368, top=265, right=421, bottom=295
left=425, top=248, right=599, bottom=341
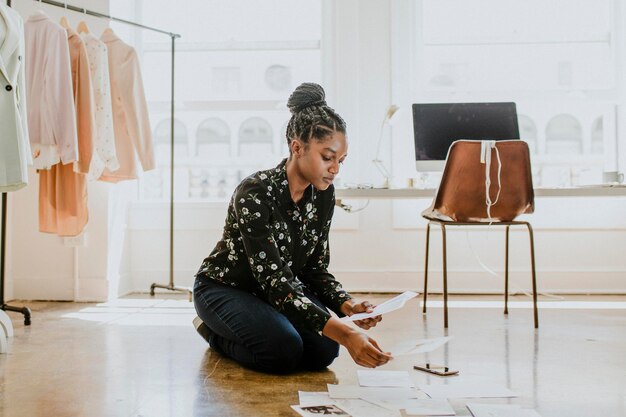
left=422, top=140, right=534, bottom=222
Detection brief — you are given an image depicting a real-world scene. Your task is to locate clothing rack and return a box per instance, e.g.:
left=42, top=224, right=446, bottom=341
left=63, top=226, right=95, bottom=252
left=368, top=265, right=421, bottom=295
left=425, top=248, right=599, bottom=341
left=1, top=0, right=32, bottom=328
left=0, top=0, right=189, bottom=327
left=29, top=0, right=190, bottom=299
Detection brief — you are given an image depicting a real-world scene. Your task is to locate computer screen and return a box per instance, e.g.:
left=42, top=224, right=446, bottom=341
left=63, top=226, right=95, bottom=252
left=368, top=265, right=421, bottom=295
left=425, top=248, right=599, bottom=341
left=412, top=102, right=520, bottom=171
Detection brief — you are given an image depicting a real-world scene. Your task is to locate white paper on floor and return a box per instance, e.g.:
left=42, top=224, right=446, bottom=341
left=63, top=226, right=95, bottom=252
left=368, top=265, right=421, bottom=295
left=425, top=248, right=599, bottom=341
left=357, top=370, right=413, bottom=387
left=335, top=398, right=401, bottom=417
left=342, top=291, right=418, bottom=322
left=466, top=403, right=543, bottom=417
left=419, top=383, right=518, bottom=399
left=368, top=398, right=456, bottom=415
left=327, top=384, right=419, bottom=400
left=297, top=391, right=333, bottom=407
left=389, top=336, right=453, bottom=356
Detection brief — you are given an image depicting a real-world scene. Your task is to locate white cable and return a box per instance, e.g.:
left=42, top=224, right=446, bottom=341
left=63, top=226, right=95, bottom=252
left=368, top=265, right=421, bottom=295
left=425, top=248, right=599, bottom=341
left=464, top=228, right=564, bottom=300
left=480, top=141, right=502, bottom=222
left=345, top=200, right=370, bottom=213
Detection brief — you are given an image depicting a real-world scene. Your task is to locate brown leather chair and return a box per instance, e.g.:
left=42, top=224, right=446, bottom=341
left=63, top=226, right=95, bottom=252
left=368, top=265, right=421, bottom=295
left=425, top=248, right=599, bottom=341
left=421, top=140, right=538, bottom=328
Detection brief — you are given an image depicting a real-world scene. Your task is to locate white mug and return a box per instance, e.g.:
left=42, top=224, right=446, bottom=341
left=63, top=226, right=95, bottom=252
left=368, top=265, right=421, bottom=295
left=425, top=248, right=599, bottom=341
left=602, top=171, right=624, bottom=184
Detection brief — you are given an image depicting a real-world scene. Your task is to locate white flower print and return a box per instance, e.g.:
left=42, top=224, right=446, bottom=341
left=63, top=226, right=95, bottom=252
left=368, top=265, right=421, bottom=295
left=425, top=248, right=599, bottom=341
left=267, top=185, right=272, bottom=191
left=306, top=203, right=312, bottom=212
left=278, top=233, right=284, bottom=239
left=257, top=265, right=263, bottom=272
left=259, top=252, right=266, bottom=259
left=255, top=212, right=261, bottom=217
left=242, top=207, right=249, bottom=214
left=260, top=173, right=267, bottom=179
left=280, top=277, right=287, bottom=282
left=240, top=198, right=245, bottom=203
left=271, top=264, right=277, bottom=270
left=294, top=300, right=302, bottom=307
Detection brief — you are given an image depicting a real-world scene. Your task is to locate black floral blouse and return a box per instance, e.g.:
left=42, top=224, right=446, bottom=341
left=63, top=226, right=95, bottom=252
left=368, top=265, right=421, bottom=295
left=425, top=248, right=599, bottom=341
left=195, top=159, right=352, bottom=334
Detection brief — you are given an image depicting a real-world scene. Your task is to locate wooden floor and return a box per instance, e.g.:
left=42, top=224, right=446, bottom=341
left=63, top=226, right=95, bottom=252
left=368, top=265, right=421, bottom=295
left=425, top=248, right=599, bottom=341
left=1, top=293, right=625, bottom=417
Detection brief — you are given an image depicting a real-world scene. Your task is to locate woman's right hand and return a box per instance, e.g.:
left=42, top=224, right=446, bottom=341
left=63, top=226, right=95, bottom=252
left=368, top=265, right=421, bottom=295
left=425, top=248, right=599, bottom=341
left=343, top=331, right=392, bottom=368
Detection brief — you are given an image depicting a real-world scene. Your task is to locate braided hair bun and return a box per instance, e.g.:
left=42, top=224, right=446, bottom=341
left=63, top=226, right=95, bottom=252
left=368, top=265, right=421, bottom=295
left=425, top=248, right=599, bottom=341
left=287, top=83, right=327, bottom=114
left=285, top=82, right=346, bottom=148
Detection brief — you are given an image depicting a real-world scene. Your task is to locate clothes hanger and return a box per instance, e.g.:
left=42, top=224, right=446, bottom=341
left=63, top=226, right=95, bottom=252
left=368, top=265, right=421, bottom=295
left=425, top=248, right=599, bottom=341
left=59, top=16, right=72, bottom=30
left=77, top=7, right=90, bottom=34
left=34, top=0, right=47, bottom=16
left=59, top=3, right=71, bottom=30
left=77, top=21, right=90, bottom=34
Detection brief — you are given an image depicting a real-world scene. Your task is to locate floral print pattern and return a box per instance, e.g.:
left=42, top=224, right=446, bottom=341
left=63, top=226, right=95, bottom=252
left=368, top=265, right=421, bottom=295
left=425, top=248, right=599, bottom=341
left=196, top=159, right=352, bottom=334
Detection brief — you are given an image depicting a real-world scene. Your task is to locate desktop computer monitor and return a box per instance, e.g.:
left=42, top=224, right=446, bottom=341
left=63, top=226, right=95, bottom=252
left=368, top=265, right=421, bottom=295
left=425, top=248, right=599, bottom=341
left=412, top=102, right=520, bottom=171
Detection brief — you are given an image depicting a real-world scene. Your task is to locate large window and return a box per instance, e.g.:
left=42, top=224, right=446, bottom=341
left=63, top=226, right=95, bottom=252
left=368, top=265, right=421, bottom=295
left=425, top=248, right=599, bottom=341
left=111, top=0, right=323, bottom=201
left=392, top=0, right=621, bottom=188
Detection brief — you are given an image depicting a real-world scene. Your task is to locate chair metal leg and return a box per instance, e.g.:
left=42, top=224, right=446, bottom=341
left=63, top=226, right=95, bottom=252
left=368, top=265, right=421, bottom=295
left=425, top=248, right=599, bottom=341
left=525, top=222, right=539, bottom=328
left=423, top=223, right=431, bottom=314
left=504, top=225, right=510, bottom=315
left=441, top=224, right=448, bottom=328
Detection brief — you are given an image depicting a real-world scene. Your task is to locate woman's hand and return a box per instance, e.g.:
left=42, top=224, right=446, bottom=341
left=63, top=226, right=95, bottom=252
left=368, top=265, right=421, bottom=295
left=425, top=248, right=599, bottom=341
left=323, top=316, right=392, bottom=368
left=341, top=299, right=382, bottom=330
left=343, top=331, right=392, bottom=368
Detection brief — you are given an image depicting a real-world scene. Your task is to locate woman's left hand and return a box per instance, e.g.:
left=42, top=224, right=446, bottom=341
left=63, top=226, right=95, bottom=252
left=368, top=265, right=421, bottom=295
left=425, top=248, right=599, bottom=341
left=342, top=300, right=382, bottom=330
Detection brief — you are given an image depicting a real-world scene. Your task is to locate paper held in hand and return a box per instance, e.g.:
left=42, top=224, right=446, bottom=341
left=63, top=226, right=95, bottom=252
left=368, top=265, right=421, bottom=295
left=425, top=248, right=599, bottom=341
left=342, top=291, right=418, bottom=322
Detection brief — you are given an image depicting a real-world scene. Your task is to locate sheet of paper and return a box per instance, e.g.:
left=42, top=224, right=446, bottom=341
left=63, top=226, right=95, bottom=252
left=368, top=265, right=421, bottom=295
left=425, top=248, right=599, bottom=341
left=419, top=383, right=518, bottom=399
left=291, top=404, right=352, bottom=417
left=405, top=399, right=457, bottom=416
left=335, top=398, right=401, bottom=417
left=327, top=384, right=419, bottom=400
left=467, top=403, right=542, bottom=417
left=298, top=391, right=333, bottom=407
left=342, top=291, right=418, bottom=322
left=368, top=398, right=455, bottom=415
left=357, top=370, right=413, bottom=387
left=390, top=336, right=453, bottom=356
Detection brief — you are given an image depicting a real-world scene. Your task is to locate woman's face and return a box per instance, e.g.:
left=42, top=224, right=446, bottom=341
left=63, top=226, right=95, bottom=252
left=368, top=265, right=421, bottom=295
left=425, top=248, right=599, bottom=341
left=294, top=131, right=348, bottom=191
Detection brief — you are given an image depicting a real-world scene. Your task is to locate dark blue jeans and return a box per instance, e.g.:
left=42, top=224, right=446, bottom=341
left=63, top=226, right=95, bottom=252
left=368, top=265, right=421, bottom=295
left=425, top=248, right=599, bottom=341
left=193, top=279, right=340, bottom=374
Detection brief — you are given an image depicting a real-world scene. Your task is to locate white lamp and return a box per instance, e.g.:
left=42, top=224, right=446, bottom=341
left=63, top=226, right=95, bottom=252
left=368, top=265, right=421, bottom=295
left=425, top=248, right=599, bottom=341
left=373, top=105, right=400, bottom=188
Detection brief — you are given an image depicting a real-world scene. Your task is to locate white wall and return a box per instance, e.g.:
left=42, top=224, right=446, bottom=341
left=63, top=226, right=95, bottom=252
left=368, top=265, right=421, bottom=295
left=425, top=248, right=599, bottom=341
left=6, top=0, right=626, bottom=302
left=123, top=0, right=626, bottom=297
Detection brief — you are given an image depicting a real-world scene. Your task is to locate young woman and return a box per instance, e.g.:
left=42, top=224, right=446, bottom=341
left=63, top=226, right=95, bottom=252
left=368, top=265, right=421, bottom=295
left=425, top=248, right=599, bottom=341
left=193, top=83, right=392, bottom=374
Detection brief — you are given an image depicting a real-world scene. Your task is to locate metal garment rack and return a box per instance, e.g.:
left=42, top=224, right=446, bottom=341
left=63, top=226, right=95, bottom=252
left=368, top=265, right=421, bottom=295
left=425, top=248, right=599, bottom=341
left=0, top=0, right=189, bottom=326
